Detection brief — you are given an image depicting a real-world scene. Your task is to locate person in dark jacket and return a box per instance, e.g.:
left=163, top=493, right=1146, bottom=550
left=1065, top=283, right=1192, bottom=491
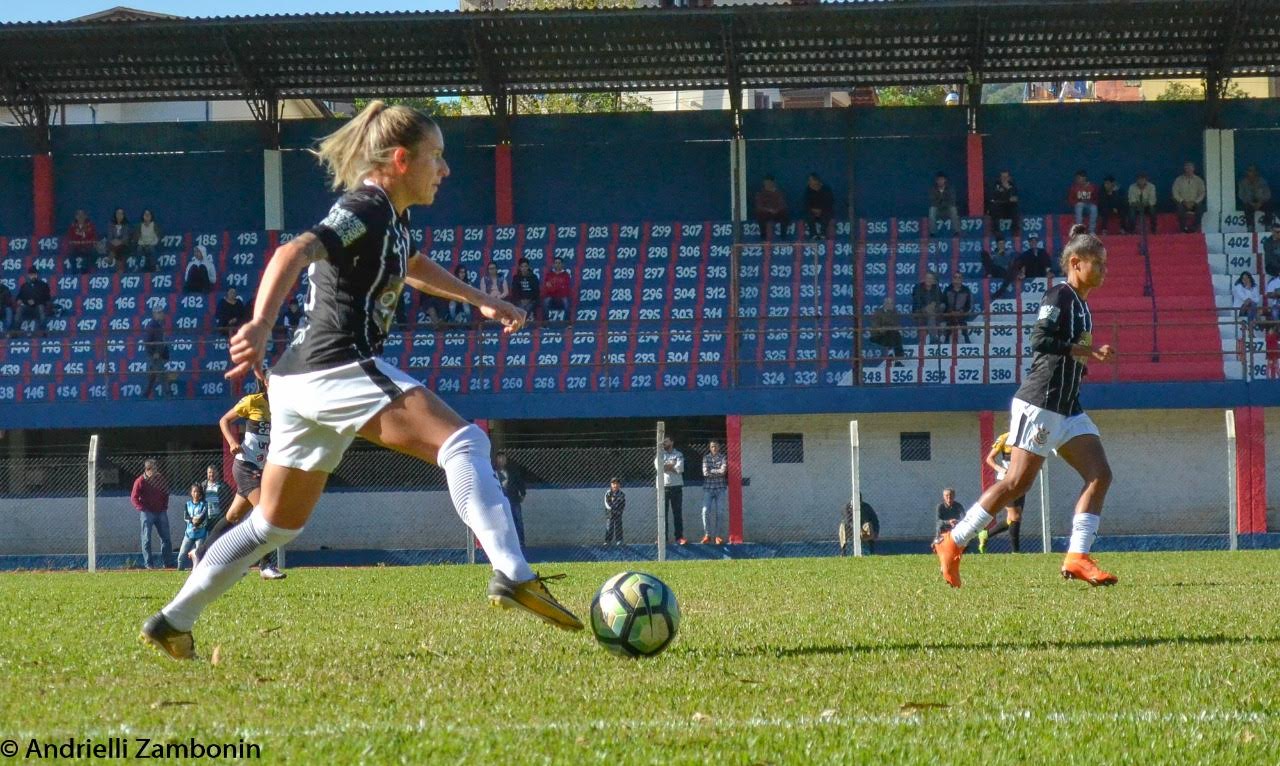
left=1097, top=176, right=1129, bottom=234
left=911, top=270, right=946, bottom=343
left=214, top=287, right=247, bottom=336
left=495, top=452, right=527, bottom=547
left=802, top=173, right=834, bottom=240
left=143, top=307, right=172, bottom=398
left=943, top=271, right=974, bottom=344
left=16, top=268, right=51, bottom=335
left=131, top=458, right=173, bottom=569
left=0, top=281, right=13, bottom=334
left=509, top=259, right=540, bottom=317
left=1018, top=235, right=1054, bottom=279
left=988, top=170, right=1020, bottom=236
left=840, top=496, right=879, bottom=556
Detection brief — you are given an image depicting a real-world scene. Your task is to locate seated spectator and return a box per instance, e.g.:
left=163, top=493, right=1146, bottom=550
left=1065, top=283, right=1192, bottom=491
left=478, top=262, right=509, bottom=300
left=1233, top=271, right=1262, bottom=327
left=1264, top=222, right=1280, bottom=279
left=105, top=207, right=133, bottom=271
left=1018, top=235, right=1053, bottom=279
left=753, top=176, right=790, bottom=237
left=911, top=270, right=946, bottom=343
left=936, top=487, right=964, bottom=538
left=422, top=295, right=448, bottom=327
left=448, top=265, right=474, bottom=324
left=509, top=258, right=540, bottom=317
left=143, top=307, right=171, bottom=398
left=867, top=297, right=905, bottom=366
left=1097, top=176, right=1128, bottom=234
left=1267, top=272, right=1280, bottom=324
left=65, top=209, right=97, bottom=275
left=928, top=172, right=960, bottom=236
left=1173, top=161, right=1206, bottom=233
left=214, top=287, right=247, bottom=337
left=943, top=271, right=974, bottom=344
left=803, top=173, right=834, bottom=240
left=987, top=170, right=1020, bottom=236
left=131, top=209, right=161, bottom=273
left=0, top=281, right=12, bottom=335
left=16, top=267, right=51, bottom=335
left=184, top=245, right=217, bottom=294
left=540, top=257, right=572, bottom=321
left=274, top=296, right=304, bottom=347
left=981, top=239, right=1020, bottom=299
left=1268, top=323, right=1280, bottom=379
left=1238, top=164, right=1273, bottom=233
left=1127, top=172, right=1158, bottom=235
left=839, top=496, right=879, bottom=556
left=1067, top=170, right=1098, bottom=234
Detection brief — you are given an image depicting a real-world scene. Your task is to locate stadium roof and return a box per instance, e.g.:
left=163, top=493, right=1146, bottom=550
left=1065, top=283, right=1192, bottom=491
left=1, top=0, right=1278, bottom=107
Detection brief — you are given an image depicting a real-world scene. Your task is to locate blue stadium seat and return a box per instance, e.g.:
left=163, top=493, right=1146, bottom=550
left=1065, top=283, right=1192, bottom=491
left=530, top=325, right=566, bottom=393
left=598, top=326, right=629, bottom=391
left=468, top=327, right=502, bottom=395
left=498, top=329, right=534, bottom=394
left=862, top=218, right=893, bottom=240
left=433, top=329, right=469, bottom=396
left=736, top=244, right=765, bottom=319
left=895, top=217, right=924, bottom=240
left=660, top=324, right=693, bottom=390
left=426, top=226, right=458, bottom=268
left=763, top=243, right=797, bottom=319
left=575, top=229, right=609, bottom=323
left=626, top=322, right=662, bottom=392
left=566, top=326, right=597, bottom=392
left=694, top=325, right=728, bottom=390
left=703, top=234, right=731, bottom=322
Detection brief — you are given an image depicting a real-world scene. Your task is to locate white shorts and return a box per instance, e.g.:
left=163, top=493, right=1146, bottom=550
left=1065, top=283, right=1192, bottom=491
left=1008, top=398, right=1100, bottom=458
left=267, top=358, right=423, bottom=473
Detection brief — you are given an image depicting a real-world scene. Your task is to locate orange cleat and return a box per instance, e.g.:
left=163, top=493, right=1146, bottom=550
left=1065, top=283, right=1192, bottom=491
left=1061, top=553, right=1118, bottom=586
left=931, top=532, right=963, bottom=588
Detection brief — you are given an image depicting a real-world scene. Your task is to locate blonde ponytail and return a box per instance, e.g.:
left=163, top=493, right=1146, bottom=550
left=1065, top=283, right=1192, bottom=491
left=312, top=100, right=438, bottom=191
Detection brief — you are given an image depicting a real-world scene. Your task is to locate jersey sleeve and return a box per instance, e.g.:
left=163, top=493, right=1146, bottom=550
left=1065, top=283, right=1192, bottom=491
left=1028, top=286, right=1074, bottom=356
left=309, top=191, right=389, bottom=265
left=232, top=395, right=255, bottom=419
left=993, top=432, right=1008, bottom=452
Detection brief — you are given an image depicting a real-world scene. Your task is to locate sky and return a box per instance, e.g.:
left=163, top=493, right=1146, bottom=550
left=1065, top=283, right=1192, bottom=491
left=0, top=0, right=459, bottom=23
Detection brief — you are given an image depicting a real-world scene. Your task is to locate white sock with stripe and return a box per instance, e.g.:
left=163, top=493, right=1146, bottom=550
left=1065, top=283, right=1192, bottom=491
left=1067, top=513, right=1101, bottom=554
left=949, top=503, right=994, bottom=546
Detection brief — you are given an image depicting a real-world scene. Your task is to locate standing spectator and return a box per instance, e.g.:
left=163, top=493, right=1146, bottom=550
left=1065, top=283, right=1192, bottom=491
left=604, top=478, right=626, bottom=546
left=753, top=176, right=790, bottom=237
left=1172, top=161, right=1207, bottom=233
left=541, top=257, right=572, bottom=321
left=1017, top=235, right=1054, bottom=279
left=105, top=207, right=133, bottom=271
left=132, top=209, right=161, bottom=273
left=1263, top=222, right=1280, bottom=280
left=867, top=297, right=905, bottom=365
left=988, top=170, right=1020, bottom=236
left=131, top=458, right=172, bottom=569
left=202, top=464, right=228, bottom=537
left=658, top=436, right=686, bottom=544
left=700, top=440, right=728, bottom=544
left=943, top=271, right=974, bottom=344
left=1097, top=176, right=1128, bottom=234
left=935, top=486, right=964, bottom=538
left=1238, top=164, right=1273, bottom=232
left=214, top=287, right=247, bottom=336
left=478, top=262, right=509, bottom=300
left=448, top=265, right=474, bottom=324
left=1067, top=170, right=1098, bottom=234
left=184, top=245, right=216, bottom=294
left=509, top=259, right=540, bottom=317
left=802, top=172, right=834, bottom=240
left=16, top=267, right=51, bottom=335
left=911, top=270, right=946, bottom=343
left=1127, top=172, right=1158, bottom=234
left=840, top=496, right=879, bottom=556
left=143, top=307, right=171, bottom=398
left=928, top=172, right=961, bottom=236
left=981, top=239, right=1020, bottom=299
left=494, top=452, right=526, bottom=547
left=1233, top=271, right=1262, bottom=327
left=65, top=209, right=97, bottom=275
left=0, top=281, right=12, bottom=335
left=176, top=483, right=209, bottom=572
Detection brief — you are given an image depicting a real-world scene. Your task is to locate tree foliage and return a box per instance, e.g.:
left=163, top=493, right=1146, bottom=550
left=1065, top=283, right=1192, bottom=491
left=351, top=97, right=462, bottom=117
left=1155, top=79, right=1250, bottom=101
left=873, top=86, right=949, bottom=107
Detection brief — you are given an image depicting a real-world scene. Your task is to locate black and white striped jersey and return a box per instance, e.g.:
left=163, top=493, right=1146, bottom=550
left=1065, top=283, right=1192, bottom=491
left=273, top=183, right=411, bottom=376
left=1014, top=283, right=1092, bottom=416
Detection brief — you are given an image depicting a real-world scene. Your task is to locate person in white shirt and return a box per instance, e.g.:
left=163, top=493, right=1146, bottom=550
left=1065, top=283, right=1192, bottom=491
left=184, top=245, right=217, bottom=294
left=478, top=262, right=509, bottom=300
left=1127, top=173, right=1158, bottom=234
left=657, top=437, right=686, bottom=544
left=1233, top=271, right=1261, bottom=326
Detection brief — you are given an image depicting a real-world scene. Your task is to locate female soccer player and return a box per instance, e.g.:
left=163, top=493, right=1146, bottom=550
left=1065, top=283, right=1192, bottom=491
left=142, top=102, right=582, bottom=660
left=933, top=224, right=1116, bottom=588
left=976, top=430, right=1023, bottom=553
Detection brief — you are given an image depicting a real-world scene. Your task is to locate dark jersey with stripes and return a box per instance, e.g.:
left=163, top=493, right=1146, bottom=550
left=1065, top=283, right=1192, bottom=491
left=1014, top=283, right=1092, bottom=416
left=273, top=184, right=411, bottom=376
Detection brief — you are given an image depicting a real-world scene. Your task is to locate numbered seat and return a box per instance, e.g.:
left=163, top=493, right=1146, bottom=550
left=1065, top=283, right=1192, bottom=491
left=822, top=323, right=857, bottom=386
left=954, top=357, right=985, bottom=384
left=469, top=327, right=502, bottom=394
left=381, top=331, right=406, bottom=367
left=762, top=243, right=797, bottom=319
left=736, top=244, right=765, bottom=320
left=694, top=325, right=728, bottom=390
left=701, top=238, right=732, bottom=322
left=626, top=323, right=662, bottom=392
left=658, top=325, right=694, bottom=390
left=526, top=326, right=564, bottom=393
left=566, top=326, right=597, bottom=377
left=861, top=218, right=893, bottom=240
left=425, top=226, right=459, bottom=268
left=406, top=332, right=438, bottom=374
left=757, top=323, right=794, bottom=387
left=668, top=237, right=703, bottom=323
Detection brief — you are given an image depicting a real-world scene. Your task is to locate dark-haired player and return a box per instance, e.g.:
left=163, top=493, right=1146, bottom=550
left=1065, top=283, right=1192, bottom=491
left=977, top=430, right=1023, bottom=553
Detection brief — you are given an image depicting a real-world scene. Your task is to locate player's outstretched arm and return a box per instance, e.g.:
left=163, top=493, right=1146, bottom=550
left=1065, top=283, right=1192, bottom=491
left=405, top=253, right=527, bottom=334
left=226, top=232, right=327, bottom=380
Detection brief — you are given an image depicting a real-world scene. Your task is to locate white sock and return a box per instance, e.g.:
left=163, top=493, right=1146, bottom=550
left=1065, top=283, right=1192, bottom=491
left=1067, top=513, right=1101, bottom=554
left=950, top=503, right=994, bottom=545
left=161, top=508, right=300, bottom=631
left=438, top=425, right=535, bottom=583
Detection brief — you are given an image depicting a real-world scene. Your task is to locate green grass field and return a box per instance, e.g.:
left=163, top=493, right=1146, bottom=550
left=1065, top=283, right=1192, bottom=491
left=2, top=551, right=1280, bottom=764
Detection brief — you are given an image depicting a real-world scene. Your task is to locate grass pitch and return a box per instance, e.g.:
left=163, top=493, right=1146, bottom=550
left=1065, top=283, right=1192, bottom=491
left=2, top=551, right=1279, bottom=764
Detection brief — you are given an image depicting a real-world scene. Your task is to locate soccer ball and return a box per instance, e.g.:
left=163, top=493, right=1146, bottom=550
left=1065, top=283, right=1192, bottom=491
left=590, top=571, right=680, bottom=658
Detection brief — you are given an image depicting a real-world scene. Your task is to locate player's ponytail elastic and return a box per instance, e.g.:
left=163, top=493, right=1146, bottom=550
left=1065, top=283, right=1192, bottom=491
left=1060, top=224, right=1105, bottom=274
left=312, top=100, right=438, bottom=191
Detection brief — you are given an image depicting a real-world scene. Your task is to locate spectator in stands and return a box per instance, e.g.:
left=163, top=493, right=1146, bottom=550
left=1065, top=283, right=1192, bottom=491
left=176, top=483, right=209, bottom=572
left=202, top=464, right=227, bottom=539
left=1266, top=273, right=1280, bottom=323
left=987, top=170, right=1020, bottom=236
left=1263, top=222, right=1280, bottom=279
left=700, top=440, right=728, bottom=544
left=1128, top=172, right=1158, bottom=234
left=448, top=265, right=474, bottom=325
left=840, top=496, right=879, bottom=556
left=659, top=436, right=686, bottom=544
left=867, top=297, right=905, bottom=366
left=1097, top=175, right=1128, bottom=234
left=604, top=478, right=626, bottom=546
left=935, top=486, right=964, bottom=538
left=479, top=262, right=509, bottom=300
left=981, top=239, right=1019, bottom=299
left=928, top=172, right=960, bottom=237
left=510, top=258, right=540, bottom=317
left=1067, top=170, right=1098, bottom=234
left=274, top=296, right=303, bottom=347
left=1018, top=235, right=1054, bottom=279
left=943, top=271, right=974, bottom=344
left=0, top=281, right=12, bottom=336
left=1233, top=271, right=1262, bottom=327
left=132, top=209, right=160, bottom=273
left=494, top=452, right=526, bottom=547
left=541, top=257, right=572, bottom=321
left=16, top=267, right=51, bottom=336
left=214, top=287, right=247, bottom=337
left=1268, top=324, right=1280, bottom=379
left=131, top=458, right=172, bottom=569
left=105, top=207, right=133, bottom=271
left=1238, top=164, right=1273, bottom=233
left=803, top=172, right=834, bottom=240
left=143, top=306, right=171, bottom=398
left=911, top=270, right=946, bottom=343
left=753, top=176, right=790, bottom=237
left=65, top=209, right=97, bottom=275
left=1173, top=161, right=1207, bottom=234
left=184, top=245, right=216, bottom=294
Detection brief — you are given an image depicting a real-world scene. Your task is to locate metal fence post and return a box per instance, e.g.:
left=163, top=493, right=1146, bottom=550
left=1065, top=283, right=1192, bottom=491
left=849, top=420, right=862, bottom=558
left=87, top=434, right=99, bottom=573
left=1226, top=409, right=1238, bottom=551
left=656, top=421, right=666, bottom=562
left=1039, top=462, right=1051, bottom=554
